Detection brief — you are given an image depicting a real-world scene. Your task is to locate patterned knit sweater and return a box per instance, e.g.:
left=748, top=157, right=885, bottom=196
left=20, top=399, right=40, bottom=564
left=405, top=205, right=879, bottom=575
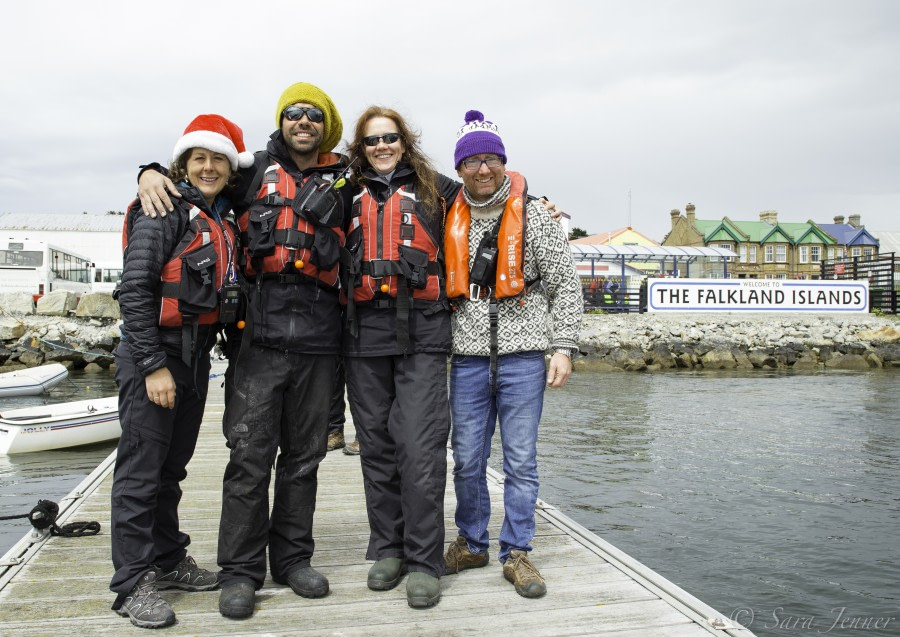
left=450, top=178, right=582, bottom=356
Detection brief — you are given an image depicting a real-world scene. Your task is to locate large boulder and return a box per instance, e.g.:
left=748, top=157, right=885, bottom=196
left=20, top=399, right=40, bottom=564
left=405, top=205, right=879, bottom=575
left=43, top=340, right=82, bottom=363
left=36, top=290, right=78, bottom=316
left=0, top=317, right=26, bottom=341
left=0, top=292, right=35, bottom=315
left=748, top=350, right=778, bottom=369
left=856, top=325, right=900, bottom=344
left=700, top=347, right=737, bottom=369
left=75, top=293, right=121, bottom=319
left=82, top=348, right=114, bottom=368
left=824, top=353, right=873, bottom=370
left=17, top=348, right=44, bottom=367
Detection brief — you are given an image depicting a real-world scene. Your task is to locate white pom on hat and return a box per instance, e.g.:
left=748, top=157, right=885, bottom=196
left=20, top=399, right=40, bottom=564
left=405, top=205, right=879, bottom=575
left=172, top=114, right=254, bottom=171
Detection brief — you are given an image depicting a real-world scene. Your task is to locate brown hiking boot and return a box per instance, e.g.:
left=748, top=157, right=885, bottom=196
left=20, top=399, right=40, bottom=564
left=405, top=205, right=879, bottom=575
left=326, top=431, right=345, bottom=452
left=343, top=438, right=360, bottom=455
left=444, top=536, right=489, bottom=574
left=503, top=550, right=546, bottom=598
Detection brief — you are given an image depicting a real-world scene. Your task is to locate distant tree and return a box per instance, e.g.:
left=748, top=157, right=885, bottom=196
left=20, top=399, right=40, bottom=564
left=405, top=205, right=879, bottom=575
left=568, top=226, right=589, bottom=240
left=106, top=210, right=125, bottom=215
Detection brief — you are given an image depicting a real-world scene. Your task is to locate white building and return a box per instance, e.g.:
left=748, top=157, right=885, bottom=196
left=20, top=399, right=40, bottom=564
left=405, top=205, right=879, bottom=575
left=0, top=212, right=123, bottom=266
left=0, top=212, right=125, bottom=292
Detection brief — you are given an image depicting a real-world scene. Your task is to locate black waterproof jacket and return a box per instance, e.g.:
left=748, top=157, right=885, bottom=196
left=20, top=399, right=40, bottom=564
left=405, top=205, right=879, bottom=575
left=118, top=186, right=219, bottom=376
left=342, top=166, right=460, bottom=357
left=231, top=131, right=352, bottom=355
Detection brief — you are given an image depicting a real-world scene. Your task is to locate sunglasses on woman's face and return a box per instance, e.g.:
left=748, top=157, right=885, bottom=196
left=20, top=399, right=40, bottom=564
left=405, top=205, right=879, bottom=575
left=283, top=106, right=325, bottom=123
left=362, top=133, right=402, bottom=146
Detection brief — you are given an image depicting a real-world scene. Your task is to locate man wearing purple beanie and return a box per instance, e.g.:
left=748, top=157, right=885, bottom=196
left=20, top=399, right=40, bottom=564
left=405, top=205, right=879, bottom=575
left=442, top=110, right=582, bottom=598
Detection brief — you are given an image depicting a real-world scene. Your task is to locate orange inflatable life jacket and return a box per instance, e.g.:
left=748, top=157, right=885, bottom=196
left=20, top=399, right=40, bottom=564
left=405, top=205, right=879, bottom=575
left=444, top=171, right=527, bottom=300
left=238, top=158, right=345, bottom=288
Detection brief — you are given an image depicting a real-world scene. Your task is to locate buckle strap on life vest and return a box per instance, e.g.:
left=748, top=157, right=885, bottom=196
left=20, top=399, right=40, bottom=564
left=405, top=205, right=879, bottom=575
left=360, top=260, right=442, bottom=277
left=260, top=194, right=291, bottom=208
left=256, top=272, right=342, bottom=288
left=181, top=319, right=198, bottom=367
left=356, top=297, right=448, bottom=314
left=485, top=277, right=541, bottom=396
left=239, top=228, right=314, bottom=251
left=488, top=297, right=499, bottom=395
left=160, top=281, right=179, bottom=299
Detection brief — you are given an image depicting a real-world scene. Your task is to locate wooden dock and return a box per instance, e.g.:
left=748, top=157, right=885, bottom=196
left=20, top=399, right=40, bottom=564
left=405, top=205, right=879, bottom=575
left=0, top=362, right=754, bottom=636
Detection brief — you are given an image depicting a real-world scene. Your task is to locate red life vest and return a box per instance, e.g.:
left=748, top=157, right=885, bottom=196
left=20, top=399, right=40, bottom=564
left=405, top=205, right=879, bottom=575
left=121, top=202, right=237, bottom=328
left=238, top=158, right=345, bottom=288
left=444, top=171, right=527, bottom=300
left=346, top=184, right=443, bottom=303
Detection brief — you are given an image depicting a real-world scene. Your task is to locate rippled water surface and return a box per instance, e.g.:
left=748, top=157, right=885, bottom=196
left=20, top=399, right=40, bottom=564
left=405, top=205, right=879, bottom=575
left=534, top=369, right=899, bottom=637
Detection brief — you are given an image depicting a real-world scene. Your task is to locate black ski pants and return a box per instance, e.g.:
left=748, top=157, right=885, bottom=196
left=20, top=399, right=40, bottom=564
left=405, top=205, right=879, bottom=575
left=109, top=340, right=209, bottom=607
left=345, top=352, right=450, bottom=577
left=217, top=343, right=336, bottom=587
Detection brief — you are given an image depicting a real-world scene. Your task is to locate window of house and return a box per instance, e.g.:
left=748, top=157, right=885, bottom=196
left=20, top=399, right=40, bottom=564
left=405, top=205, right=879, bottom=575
left=827, top=247, right=835, bottom=260
left=799, top=246, right=809, bottom=263
left=739, top=245, right=747, bottom=263
left=810, top=246, right=820, bottom=262
left=864, top=247, right=873, bottom=257
left=749, top=246, right=757, bottom=263
left=776, top=245, right=786, bottom=263
left=765, top=245, right=774, bottom=263
left=851, top=247, right=861, bottom=257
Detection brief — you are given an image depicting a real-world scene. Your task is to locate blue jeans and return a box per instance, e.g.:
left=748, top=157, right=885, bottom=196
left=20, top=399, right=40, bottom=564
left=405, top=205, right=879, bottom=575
left=449, top=351, right=546, bottom=562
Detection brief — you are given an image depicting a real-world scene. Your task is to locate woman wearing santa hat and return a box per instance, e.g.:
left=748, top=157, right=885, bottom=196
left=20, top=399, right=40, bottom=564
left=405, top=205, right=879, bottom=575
left=109, top=114, right=253, bottom=629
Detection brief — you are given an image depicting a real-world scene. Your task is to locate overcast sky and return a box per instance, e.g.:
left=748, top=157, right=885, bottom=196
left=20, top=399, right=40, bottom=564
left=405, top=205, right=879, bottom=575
left=1, top=0, right=897, bottom=242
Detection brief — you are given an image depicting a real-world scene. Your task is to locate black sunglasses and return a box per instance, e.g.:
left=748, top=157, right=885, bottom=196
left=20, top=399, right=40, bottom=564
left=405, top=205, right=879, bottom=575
left=362, top=133, right=402, bottom=146
left=283, top=106, right=325, bottom=123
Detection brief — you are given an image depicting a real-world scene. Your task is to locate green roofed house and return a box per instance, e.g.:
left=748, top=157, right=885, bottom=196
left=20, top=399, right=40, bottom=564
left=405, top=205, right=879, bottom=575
left=662, top=204, right=880, bottom=279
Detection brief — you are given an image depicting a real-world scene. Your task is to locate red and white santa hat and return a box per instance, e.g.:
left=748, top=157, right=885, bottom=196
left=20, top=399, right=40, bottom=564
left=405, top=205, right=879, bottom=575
left=172, top=114, right=254, bottom=170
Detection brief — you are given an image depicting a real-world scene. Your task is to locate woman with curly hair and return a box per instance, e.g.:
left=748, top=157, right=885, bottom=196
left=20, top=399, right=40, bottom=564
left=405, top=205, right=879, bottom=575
left=341, top=106, right=460, bottom=608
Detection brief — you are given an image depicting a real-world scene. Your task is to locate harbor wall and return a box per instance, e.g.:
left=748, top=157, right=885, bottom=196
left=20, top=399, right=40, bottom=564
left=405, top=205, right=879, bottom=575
left=1, top=292, right=899, bottom=372
left=577, top=313, right=900, bottom=371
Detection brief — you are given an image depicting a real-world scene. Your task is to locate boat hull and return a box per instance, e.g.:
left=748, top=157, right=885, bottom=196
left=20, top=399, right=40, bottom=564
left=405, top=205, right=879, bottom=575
left=0, top=364, right=69, bottom=397
left=0, top=396, right=120, bottom=455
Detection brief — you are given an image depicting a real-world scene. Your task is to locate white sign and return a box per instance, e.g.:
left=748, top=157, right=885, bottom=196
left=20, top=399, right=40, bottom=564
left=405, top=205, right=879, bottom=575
left=647, top=278, right=870, bottom=313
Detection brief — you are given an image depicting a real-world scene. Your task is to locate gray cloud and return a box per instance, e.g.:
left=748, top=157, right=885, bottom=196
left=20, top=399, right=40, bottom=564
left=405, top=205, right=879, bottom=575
left=1, top=0, right=897, bottom=240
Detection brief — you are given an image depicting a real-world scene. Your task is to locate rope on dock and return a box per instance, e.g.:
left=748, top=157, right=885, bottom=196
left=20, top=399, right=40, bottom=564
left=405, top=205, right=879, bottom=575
left=0, top=500, right=100, bottom=538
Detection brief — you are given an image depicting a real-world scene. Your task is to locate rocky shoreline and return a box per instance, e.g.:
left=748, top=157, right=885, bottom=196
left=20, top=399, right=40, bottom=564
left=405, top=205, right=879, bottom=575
left=576, top=313, right=900, bottom=371
left=1, top=291, right=899, bottom=373
left=0, top=291, right=121, bottom=373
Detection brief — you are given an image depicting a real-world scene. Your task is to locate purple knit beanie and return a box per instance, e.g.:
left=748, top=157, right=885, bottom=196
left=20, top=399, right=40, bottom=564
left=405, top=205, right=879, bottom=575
left=454, top=109, right=507, bottom=168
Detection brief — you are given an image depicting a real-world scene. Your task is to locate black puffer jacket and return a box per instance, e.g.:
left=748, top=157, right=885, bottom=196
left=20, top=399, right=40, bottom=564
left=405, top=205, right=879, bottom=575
left=118, top=186, right=219, bottom=376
